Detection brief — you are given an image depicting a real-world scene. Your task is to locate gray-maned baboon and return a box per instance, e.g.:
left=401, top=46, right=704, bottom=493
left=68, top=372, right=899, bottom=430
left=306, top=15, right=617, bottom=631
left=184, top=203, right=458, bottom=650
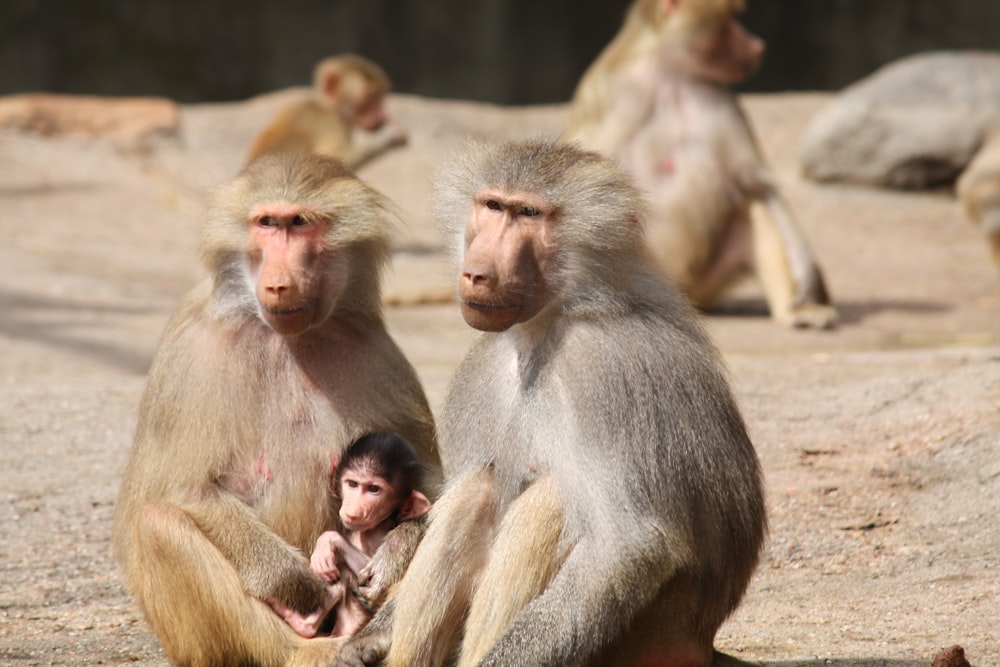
left=247, top=55, right=407, bottom=169
left=567, top=0, right=837, bottom=329
left=336, top=140, right=767, bottom=667
left=112, top=153, right=441, bottom=667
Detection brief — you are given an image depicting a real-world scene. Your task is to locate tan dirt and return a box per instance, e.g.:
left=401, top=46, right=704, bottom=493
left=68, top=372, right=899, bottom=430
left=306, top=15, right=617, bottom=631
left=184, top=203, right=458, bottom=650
left=1, top=91, right=997, bottom=666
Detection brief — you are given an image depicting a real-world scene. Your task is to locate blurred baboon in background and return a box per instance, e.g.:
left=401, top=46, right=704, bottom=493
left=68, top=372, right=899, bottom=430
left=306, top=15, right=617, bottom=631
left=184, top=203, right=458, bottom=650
left=247, top=55, right=407, bottom=169
left=568, top=0, right=837, bottom=329
left=958, top=125, right=1000, bottom=269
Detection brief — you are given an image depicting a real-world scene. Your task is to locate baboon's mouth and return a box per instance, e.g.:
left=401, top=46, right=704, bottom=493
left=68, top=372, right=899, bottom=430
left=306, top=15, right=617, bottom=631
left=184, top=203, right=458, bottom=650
left=265, top=305, right=308, bottom=316
left=462, top=300, right=518, bottom=311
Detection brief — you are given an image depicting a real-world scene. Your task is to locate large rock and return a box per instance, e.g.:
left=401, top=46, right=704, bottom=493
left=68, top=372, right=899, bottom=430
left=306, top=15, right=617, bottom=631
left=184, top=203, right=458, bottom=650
left=0, top=93, right=180, bottom=143
left=799, top=51, right=1000, bottom=189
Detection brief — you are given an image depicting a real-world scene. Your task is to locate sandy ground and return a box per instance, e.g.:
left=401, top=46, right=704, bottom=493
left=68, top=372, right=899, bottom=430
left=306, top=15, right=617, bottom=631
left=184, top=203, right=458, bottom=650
left=0, top=90, right=998, bottom=667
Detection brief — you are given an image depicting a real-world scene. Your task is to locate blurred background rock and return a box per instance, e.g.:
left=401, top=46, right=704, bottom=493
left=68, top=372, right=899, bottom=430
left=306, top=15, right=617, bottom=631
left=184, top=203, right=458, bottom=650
left=1, top=0, right=999, bottom=104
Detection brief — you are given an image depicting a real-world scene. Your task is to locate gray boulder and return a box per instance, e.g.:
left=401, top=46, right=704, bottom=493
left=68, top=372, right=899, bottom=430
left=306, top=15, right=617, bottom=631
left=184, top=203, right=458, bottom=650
left=799, top=51, right=1000, bottom=189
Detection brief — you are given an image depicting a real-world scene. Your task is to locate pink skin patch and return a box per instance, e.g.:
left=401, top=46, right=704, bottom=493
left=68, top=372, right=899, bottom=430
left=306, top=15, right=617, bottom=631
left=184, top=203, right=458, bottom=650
left=255, top=453, right=273, bottom=482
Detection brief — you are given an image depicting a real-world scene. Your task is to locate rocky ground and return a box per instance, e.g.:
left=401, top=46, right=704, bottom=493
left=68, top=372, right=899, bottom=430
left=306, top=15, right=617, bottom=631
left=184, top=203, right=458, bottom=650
left=0, top=90, right=997, bottom=666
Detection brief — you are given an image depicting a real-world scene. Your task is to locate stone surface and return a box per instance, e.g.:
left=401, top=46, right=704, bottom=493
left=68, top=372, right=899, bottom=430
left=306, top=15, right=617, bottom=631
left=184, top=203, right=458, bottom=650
left=0, top=90, right=998, bottom=666
left=800, top=51, right=1000, bottom=189
left=0, top=93, right=181, bottom=143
